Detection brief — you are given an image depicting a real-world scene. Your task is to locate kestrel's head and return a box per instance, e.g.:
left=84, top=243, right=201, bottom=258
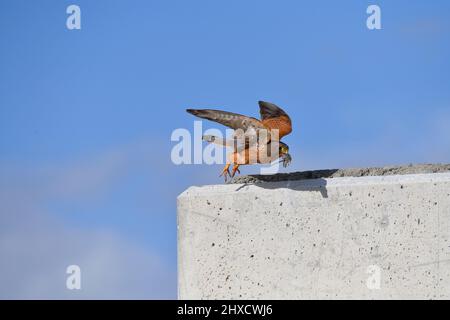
left=279, top=141, right=289, bottom=155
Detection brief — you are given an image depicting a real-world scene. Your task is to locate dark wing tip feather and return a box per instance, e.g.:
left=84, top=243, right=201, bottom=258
left=258, top=101, right=289, bottom=119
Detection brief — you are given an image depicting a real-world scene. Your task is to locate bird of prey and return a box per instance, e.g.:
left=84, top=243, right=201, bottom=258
left=186, top=101, right=292, bottom=181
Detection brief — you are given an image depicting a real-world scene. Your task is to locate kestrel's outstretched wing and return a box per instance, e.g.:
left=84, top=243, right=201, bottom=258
left=186, top=108, right=269, bottom=145
left=186, top=109, right=266, bottom=133
left=258, top=101, right=292, bottom=139
left=187, top=101, right=292, bottom=138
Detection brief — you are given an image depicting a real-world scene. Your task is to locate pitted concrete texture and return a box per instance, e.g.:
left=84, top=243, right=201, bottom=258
left=178, top=170, right=450, bottom=299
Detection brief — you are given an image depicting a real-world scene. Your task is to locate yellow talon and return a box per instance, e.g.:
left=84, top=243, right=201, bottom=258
left=231, top=165, right=241, bottom=177
left=219, top=163, right=231, bottom=182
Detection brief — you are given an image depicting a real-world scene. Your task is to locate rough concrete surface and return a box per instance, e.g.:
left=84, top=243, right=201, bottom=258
left=178, top=165, right=450, bottom=299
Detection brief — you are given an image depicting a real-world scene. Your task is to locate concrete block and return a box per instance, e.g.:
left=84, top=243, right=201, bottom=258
left=178, top=168, right=450, bottom=299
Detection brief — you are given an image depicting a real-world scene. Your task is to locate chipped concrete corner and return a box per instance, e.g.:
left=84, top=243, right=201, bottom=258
left=177, top=164, right=450, bottom=299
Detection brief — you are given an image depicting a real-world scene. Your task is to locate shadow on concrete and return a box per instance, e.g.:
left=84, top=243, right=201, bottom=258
left=232, top=170, right=338, bottom=198
left=230, top=169, right=339, bottom=184
left=251, top=178, right=330, bottom=198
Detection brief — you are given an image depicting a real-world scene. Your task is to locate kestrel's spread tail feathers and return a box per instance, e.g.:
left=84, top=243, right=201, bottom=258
left=187, top=101, right=293, bottom=182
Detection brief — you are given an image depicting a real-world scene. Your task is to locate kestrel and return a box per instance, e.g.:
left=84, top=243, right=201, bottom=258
left=186, top=100, right=292, bottom=181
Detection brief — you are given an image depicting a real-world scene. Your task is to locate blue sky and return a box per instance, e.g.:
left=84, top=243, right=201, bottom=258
left=0, top=0, right=449, bottom=298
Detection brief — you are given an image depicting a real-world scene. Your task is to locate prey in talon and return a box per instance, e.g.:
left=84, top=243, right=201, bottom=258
left=280, top=148, right=292, bottom=168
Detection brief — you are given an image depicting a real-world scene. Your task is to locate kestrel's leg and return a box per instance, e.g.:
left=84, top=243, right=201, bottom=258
left=219, top=163, right=231, bottom=182
left=231, top=164, right=241, bottom=177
